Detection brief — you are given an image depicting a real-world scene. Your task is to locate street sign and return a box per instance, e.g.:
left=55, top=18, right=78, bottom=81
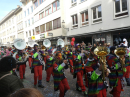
left=48, top=33, right=53, bottom=36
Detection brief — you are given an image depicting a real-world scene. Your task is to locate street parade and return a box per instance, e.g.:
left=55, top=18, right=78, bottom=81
left=0, top=37, right=130, bottom=97
left=0, top=0, right=130, bottom=97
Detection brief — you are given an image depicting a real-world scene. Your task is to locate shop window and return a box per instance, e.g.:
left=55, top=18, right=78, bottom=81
left=72, top=14, right=78, bottom=28
left=53, top=0, right=60, bottom=12
left=114, top=0, right=128, bottom=18
left=46, top=21, right=52, bottom=31
left=53, top=18, right=61, bottom=29
left=40, top=24, right=45, bottom=33
left=92, top=5, right=102, bottom=23
left=81, top=10, right=89, bottom=26
left=35, top=26, right=40, bottom=34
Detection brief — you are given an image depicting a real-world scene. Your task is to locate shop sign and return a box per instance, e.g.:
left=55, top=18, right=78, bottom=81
left=95, top=38, right=100, bottom=41
left=101, top=38, right=105, bottom=41
left=40, top=34, right=45, bottom=39
left=48, top=33, right=53, bottom=36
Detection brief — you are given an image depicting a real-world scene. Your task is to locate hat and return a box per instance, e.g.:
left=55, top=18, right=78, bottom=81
left=48, top=49, right=52, bottom=54
left=123, top=38, right=126, bottom=42
left=56, top=45, right=62, bottom=52
left=0, top=56, right=16, bottom=72
left=75, top=44, right=81, bottom=51
left=110, top=46, right=116, bottom=51
left=34, top=44, right=38, bottom=48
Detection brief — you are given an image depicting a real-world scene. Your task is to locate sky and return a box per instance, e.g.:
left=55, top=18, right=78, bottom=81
left=0, top=0, right=22, bottom=21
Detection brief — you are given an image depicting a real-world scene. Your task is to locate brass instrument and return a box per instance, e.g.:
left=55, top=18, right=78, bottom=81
left=94, top=46, right=110, bottom=81
left=114, top=47, right=126, bottom=70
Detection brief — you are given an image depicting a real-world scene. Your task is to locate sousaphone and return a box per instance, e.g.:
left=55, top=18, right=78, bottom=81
left=14, top=38, right=26, bottom=50
left=57, top=38, right=64, bottom=48
left=43, top=39, right=51, bottom=48
left=28, top=40, right=35, bottom=47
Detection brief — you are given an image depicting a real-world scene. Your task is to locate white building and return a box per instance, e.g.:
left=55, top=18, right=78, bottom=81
left=64, top=0, right=130, bottom=46
left=0, top=6, right=21, bottom=46
left=20, top=0, right=35, bottom=43
left=20, top=0, right=68, bottom=46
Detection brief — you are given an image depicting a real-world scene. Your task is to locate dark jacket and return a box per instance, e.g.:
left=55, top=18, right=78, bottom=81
left=0, top=71, right=24, bottom=97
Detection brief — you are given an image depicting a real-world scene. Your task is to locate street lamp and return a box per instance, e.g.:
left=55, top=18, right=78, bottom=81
left=62, top=20, right=69, bottom=31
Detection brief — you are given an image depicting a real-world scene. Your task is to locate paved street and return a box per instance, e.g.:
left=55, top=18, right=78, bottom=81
left=16, top=62, right=130, bottom=97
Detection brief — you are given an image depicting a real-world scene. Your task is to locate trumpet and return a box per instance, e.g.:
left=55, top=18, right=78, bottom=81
left=94, top=46, right=110, bottom=81
left=114, top=47, right=126, bottom=70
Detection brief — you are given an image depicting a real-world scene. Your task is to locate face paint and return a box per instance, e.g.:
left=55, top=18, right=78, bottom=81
left=34, top=46, right=38, bottom=50
left=58, top=53, right=62, bottom=60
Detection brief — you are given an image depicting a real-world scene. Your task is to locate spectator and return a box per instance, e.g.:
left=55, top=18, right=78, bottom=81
left=9, top=88, right=44, bottom=97
left=0, top=56, right=24, bottom=97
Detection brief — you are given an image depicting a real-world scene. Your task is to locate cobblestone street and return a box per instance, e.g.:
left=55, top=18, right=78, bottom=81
left=16, top=62, right=130, bottom=97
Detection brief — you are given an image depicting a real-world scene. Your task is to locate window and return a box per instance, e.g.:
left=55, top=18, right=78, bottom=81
left=35, top=27, right=39, bottom=34
left=26, top=32, right=28, bottom=37
left=32, top=18, right=34, bottom=24
left=24, top=11, right=26, bottom=17
left=28, top=19, right=30, bottom=26
left=71, top=0, right=77, bottom=5
left=40, top=24, right=45, bottom=33
left=114, top=0, right=128, bottom=18
left=39, top=12, right=44, bottom=19
left=29, top=31, right=31, bottom=36
left=34, top=1, right=38, bottom=8
left=53, top=0, right=60, bottom=12
left=33, top=29, right=35, bottom=35
left=72, top=14, right=78, bottom=28
left=81, top=0, right=85, bottom=2
left=31, top=6, right=33, bottom=13
left=39, top=0, right=42, bottom=4
left=92, top=5, right=102, bottom=23
left=28, top=8, right=29, bottom=15
left=46, top=8, right=52, bottom=16
left=53, top=18, right=61, bottom=29
left=46, top=21, right=52, bottom=31
left=25, top=21, right=27, bottom=27
left=81, top=10, right=89, bottom=26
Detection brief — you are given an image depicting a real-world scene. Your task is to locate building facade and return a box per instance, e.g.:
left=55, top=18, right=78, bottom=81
left=0, top=6, right=21, bottom=46
left=0, top=0, right=130, bottom=47
left=64, top=0, right=130, bottom=46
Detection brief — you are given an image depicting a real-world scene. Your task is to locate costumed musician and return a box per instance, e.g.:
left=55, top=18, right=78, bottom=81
left=31, top=44, right=44, bottom=88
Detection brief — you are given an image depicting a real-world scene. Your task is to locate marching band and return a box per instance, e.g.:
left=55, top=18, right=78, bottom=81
left=0, top=37, right=130, bottom=97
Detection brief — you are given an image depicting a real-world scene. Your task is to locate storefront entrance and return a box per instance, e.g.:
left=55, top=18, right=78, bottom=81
left=75, top=37, right=92, bottom=46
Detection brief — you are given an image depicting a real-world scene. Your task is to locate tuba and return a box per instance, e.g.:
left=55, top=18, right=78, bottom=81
left=43, top=39, right=51, bottom=56
left=28, top=40, right=35, bottom=47
left=57, top=38, right=64, bottom=48
left=114, top=47, right=126, bottom=70
left=13, top=38, right=28, bottom=63
left=94, top=46, right=110, bottom=81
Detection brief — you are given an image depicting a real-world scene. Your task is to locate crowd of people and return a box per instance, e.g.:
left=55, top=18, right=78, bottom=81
left=0, top=38, right=130, bottom=97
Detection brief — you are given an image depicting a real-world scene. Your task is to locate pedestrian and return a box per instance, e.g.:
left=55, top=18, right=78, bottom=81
left=9, top=88, right=43, bottom=97
left=0, top=56, right=24, bottom=97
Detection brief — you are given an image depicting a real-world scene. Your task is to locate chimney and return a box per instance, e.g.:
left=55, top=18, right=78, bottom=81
left=17, top=5, right=20, bottom=8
